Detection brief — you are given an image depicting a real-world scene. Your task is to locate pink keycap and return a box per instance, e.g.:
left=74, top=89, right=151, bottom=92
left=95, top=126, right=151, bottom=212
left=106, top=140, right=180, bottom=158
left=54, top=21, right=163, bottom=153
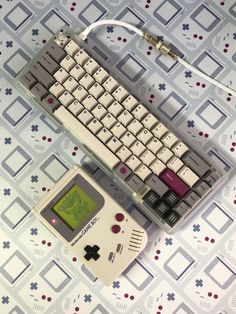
left=159, top=169, right=189, bottom=197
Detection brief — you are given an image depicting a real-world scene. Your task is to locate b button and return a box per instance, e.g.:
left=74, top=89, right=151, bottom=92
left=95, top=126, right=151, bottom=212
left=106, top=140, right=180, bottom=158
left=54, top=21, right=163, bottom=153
left=111, top=225, right=121, bottom=234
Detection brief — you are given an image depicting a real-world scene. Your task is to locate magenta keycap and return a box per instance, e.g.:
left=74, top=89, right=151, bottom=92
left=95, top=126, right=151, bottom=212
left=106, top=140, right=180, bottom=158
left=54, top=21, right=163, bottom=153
left=159, top=169, right=189, bottom=197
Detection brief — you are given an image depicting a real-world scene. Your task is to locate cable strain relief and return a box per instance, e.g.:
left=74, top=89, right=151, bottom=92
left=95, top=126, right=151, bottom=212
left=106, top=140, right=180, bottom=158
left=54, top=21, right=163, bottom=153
left=79, top=32, right=87, bottom=41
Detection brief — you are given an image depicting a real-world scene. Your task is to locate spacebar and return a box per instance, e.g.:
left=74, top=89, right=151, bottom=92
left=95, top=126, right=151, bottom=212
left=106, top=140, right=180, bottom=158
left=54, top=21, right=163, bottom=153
left=54, top=106, right=120, bottom=170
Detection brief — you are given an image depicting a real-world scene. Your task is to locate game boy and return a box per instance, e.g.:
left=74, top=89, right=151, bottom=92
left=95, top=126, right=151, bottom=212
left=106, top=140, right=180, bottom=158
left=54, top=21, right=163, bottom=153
left=32, top=165, right=148, bottom=286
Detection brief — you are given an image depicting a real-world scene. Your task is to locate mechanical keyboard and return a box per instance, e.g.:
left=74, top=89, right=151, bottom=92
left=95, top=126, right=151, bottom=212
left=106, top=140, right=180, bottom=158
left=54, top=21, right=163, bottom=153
left=17, top=29, right=222, bottom=233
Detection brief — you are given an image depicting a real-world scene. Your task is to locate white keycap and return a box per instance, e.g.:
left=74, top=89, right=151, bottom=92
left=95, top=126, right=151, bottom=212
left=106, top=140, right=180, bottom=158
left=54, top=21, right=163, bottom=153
left=49, top=82, right=65, bottom=97
left=127, top=119, right=143, bottom=136
left=140, top=150, right=156, bottom=166
left=84, top=58, right=99, bottom=74
left=54, top=106, right=119, bottom=170
left=82, top=95, right=97, bottom=111
left=72, top=86, right=88, bottom=102
left=112, top=86, right=129, bottom=102
left=108, top=101, right=124, bottom=117
left=74, top=49, right=90, bottom=65
left=117, top=110, right=133, bottom=126
left=177, top=166, right=199, bottom=187
left=120, top=131, right=136, bottom=147
left=60, top=55, right=76, bottom=71
left=157, top=147, right=173, bottom=163
left=65, top=40, right=80, bottom=56
left=142, top=113, right=158, bottom=130
left=132, top=104, right=148, bottom=120
left=146, top=137, right=163, bottom=154
left=110, top=122, right=126, bottom=138
left=93, top=67, right=109, bottom=84
left=152, top=122, right=168, bottom=139
left=122, top=95, right=138, bottom=111
left=54, top=67, right=69, bottom=83
left=70, top=64, right=85, bottom=80
left=59, top=91, right=74, bottom=107
left=137, top=128, right=153, bottom=145
left=103, top=77, right=119, bottom=93
left=150, top=159, right=166, bottom=175
left=97, top=127, right=112, bottom=143
left=130, top=140, right=146, bottom=157
left=63, top=76, right=78, bottom=93
left=125, top=155, right=142, bottom=171
left=162, top=132, right=178, bottom=149
left=101, top=113, right=117, bottom=129
left=167, top=156, right=184, bottom=173
left=98, top=92, right=114, bottom=108
left=89, top=82, right=105, bottom=99
left=78, top=108, right=93, bottom=125
left=68, top=100, right=83, bottom=116
left=106, top=136, right=122, bottom=153
left=135, top=164, right=152, bottom=181
left=79, top=73, right=95, bottom=89
left=92, top=104, right=107, bottom=120
left=172, top=141, right=189, bottom=157
left=87, top=118, right=103, bottom=134
left=55, top=37, right=69, bottom=47
left=116, top=146, right=132, bottom=162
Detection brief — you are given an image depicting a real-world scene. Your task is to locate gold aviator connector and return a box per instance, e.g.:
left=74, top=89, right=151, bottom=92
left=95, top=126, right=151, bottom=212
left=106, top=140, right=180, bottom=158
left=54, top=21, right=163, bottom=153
left=143, top=33, right=178, bottom=60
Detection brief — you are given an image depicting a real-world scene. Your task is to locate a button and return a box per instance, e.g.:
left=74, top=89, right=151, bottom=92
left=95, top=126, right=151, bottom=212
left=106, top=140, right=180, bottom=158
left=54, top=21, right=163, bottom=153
left=84, top=245, right=100, bottom=261
left=115, top=213, right=125, bottom=222
left=111, top=225, right=121, bottom=233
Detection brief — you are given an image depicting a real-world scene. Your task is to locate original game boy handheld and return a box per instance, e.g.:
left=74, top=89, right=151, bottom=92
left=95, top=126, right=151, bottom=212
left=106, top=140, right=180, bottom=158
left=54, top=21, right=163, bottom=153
left=32, top=165, right=148, bottom=286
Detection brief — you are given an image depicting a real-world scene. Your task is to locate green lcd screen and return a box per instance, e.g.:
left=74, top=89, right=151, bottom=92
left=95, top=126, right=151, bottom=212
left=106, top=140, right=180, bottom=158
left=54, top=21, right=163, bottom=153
left=52, top=184, right=97, bottom=230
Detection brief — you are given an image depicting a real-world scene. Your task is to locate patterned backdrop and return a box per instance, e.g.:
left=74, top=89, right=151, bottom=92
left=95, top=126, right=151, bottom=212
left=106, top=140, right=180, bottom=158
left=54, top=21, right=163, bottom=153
left=0, top=0, right=236, bottom=313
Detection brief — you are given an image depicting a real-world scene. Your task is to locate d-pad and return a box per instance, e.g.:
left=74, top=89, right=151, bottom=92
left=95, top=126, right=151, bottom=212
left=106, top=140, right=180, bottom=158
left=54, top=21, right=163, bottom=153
left=84, top=245, right=100, bottom=261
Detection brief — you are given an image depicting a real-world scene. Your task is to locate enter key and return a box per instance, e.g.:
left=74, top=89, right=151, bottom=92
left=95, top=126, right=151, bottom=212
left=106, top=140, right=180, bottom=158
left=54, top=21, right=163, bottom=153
left=159, top=169, right=190, bottom=197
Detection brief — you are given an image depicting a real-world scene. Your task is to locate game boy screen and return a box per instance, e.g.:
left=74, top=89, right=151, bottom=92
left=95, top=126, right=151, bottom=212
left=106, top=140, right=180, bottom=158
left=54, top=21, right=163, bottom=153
left=52, top=184, right=96, bottom=230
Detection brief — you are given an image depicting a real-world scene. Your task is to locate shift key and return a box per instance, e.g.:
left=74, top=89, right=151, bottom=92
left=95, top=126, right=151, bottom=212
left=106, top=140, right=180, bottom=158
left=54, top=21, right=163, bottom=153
left=159, top=169, right=189, bottom=197
left=182, top=151, right=210, bottom=177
